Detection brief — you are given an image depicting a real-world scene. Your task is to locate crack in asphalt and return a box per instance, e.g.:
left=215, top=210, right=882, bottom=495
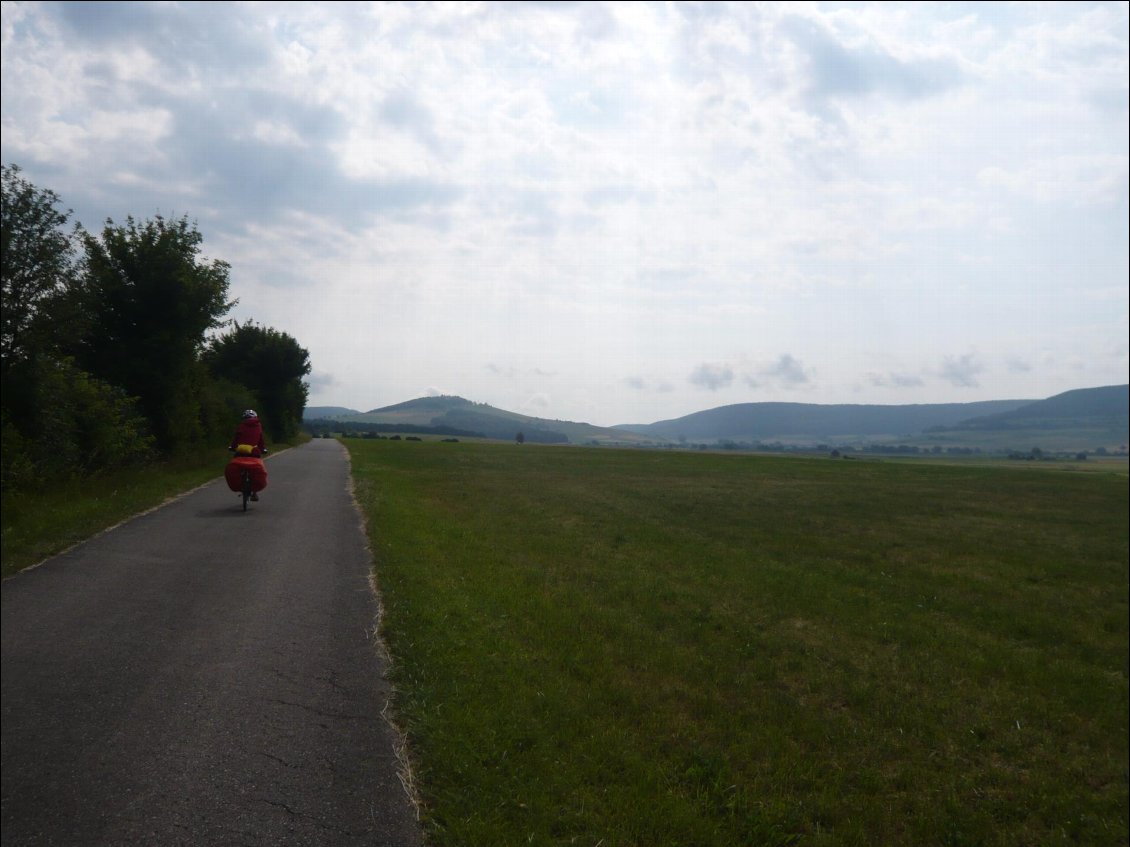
left=251, top=797, right=372, bottom=837
left=316, top=673, right=349, bottom=693
left=253, top=796, right=300, bottom=817
left=256, top=749, right=298, bottom=769
left=265, top=697, right=370, bottom=721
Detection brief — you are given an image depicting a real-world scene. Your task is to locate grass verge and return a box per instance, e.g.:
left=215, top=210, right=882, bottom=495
left=1, top=437, right=308, bottom=579
left=349, top=439, right=1128, bottom=847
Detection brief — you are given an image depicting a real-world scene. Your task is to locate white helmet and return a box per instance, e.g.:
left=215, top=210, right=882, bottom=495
left=242, top=409, right=258, bottom=419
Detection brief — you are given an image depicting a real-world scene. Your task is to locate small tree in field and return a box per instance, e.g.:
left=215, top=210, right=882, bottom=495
left=516, top=431, right=525, bottom=445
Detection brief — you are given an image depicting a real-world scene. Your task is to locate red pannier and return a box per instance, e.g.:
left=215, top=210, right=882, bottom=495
left=225, top=457, right=268, bottom=493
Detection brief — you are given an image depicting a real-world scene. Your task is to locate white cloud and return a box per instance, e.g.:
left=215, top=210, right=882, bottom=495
left=306, top=370, right=337, bottom=391
left=520, top=393, right=551, bottom=413
left=689, top=363, right=735, bottom=391
left=2, top=1, right=1126, bottom=424
left=867, top=372, right=925, bottom=389
left=744, top=354, right=813, bottom=389
left=978, top=155, right=1128, bottom=206
left=939, top=353, right=986, bottom=388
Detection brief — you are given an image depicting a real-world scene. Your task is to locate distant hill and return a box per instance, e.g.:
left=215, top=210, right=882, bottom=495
left=304, top=406, right=361, bottom=418
left=938, top=385, right=1128, bottom=431
left=617, top=399, right=1034, bottom=443
left=306, top=386, right=1128, bottom=452
left=919, top=385, right=1129, bottom=452
left=310, top=395, right=654, bottom=445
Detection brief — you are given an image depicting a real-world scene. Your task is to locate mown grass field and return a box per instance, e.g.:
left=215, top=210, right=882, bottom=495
left=348, top=439, right=1129, bottom=847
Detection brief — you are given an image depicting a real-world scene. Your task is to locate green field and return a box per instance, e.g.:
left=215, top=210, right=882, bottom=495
left=348, top=439, right=1129, bottom=846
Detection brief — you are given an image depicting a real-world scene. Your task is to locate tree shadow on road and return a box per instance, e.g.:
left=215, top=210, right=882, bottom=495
left=196, top=506, right=262, bottom=518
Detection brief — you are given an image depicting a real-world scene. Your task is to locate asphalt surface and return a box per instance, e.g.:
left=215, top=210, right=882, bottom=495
left=1, top=439, right=424, bottom=846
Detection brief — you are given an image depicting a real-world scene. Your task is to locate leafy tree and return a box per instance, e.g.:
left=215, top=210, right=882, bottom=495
left=1, top=167, right=155, bottom=490
left=2, top=164, right=88, bottom=438
left=1, top=169, right=317, bottom=493
left=1, top=164, right=83, bottom=370
left=196, top=373, right=259, bottom=447
left=203, top=321, right=310, bottom=442
left=71, top=215, right=235, bottom=451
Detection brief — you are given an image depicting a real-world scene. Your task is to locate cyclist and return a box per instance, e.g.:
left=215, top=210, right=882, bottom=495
left=229, top=409, right=268, bottom=500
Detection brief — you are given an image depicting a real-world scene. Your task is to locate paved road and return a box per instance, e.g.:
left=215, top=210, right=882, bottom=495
left=1, top=439, right=423, bottom=846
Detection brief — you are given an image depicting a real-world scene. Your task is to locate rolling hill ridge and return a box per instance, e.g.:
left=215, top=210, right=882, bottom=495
left=617, top=399, right=1033, bottom=442
left=305, top=385, right=1128, bottom=451
left=935, top=385, right=1128, bottom=431
left=306, top=396, right=653, bottom=445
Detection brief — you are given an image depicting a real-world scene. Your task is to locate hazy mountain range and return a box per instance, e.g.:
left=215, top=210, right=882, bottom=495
left=306, top=384, right=1128, bottom=452
left=306, top=396, right=643, bottom=445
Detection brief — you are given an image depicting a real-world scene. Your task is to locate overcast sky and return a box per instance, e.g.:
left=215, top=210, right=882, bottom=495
left=3, top=1, right=1127, bottom=425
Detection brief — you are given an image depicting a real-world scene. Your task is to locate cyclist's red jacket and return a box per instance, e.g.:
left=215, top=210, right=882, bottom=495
left=230, top=416, right=266, bottom=457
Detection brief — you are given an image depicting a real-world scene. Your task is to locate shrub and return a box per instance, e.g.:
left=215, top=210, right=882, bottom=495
left=2, top=357, right=154, bottom=491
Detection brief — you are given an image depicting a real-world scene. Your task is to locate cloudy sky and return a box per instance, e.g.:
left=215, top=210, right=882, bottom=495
left=3, top=1, right=1127, bottom=425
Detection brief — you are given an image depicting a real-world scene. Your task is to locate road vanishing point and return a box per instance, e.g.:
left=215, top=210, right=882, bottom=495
left=2, top=439, right=423, bottom=846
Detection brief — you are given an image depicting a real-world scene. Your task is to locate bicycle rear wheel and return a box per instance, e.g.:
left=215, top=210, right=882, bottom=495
left=241, top=471, right=251, bottom=511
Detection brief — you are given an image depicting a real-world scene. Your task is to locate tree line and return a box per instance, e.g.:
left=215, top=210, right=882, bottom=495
left=1, top=164, right=311, bottom=492
left=303, top=419, right=484, bottom=439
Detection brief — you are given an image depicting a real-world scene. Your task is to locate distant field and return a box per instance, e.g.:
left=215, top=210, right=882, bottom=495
left=348, top=440, right=1128, bottom=846
left=910, top=426, right=1128, bottom=454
